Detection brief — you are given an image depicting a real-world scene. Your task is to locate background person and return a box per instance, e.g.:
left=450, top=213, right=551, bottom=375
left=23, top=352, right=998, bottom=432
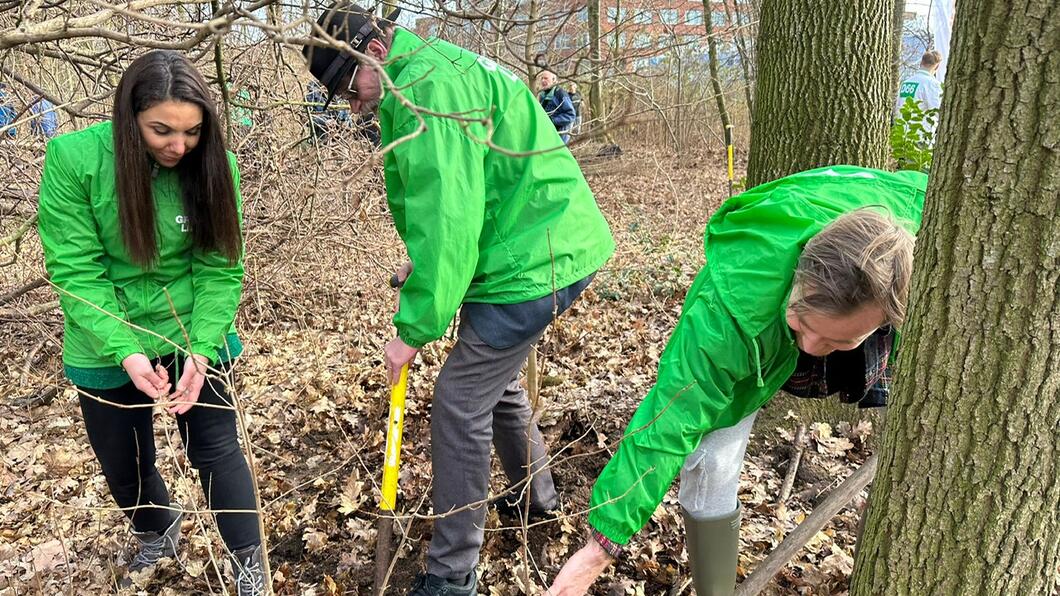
left=568, top=81, right=583, bottom=136
left=895, top=50, right=944, bottom=139
left=0, top=82, right=18, bottom=138
left=536, top=69, right=576, bottom=144
left=30, top=97, right=59, bottom=137
left=305, top=80, right=351, bottom=141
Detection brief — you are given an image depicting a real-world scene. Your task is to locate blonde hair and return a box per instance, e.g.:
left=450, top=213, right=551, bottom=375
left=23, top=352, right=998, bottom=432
left=790, top=209, right=915, bottom=327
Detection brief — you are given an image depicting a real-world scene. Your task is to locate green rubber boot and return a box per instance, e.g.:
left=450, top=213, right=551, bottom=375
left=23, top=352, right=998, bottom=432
left=682, top=504, right=741, bottom=596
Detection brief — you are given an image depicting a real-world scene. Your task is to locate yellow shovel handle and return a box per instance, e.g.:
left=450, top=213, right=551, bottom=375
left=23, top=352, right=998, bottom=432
left=380, top=364, right=408, bottom=511
left=725, top=124, right=735, bottom=182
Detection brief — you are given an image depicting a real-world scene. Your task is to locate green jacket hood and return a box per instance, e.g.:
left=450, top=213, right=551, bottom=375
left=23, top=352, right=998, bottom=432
left=707, top=165, right=927, bottom=338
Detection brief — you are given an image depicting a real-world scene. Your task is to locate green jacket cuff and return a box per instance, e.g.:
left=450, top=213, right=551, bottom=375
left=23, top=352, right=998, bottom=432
left=587, top=512, right=634, bottom=546
left=112, top=345, right=144, bottom=368
left=397, top=328, right=428, bottom=350
left=190, top=343, right=220, bottom=365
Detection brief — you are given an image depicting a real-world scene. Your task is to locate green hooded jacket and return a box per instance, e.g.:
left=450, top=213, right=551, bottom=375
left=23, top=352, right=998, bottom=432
left=377, top=30, right=615, bottom=348
left=588, top=166, right=928, bottom=544
left=37, top=121, right=244, bottom=389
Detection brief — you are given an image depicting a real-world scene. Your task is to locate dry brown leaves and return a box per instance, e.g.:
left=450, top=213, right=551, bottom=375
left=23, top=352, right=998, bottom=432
left=1, top=140, right=877, bottom=594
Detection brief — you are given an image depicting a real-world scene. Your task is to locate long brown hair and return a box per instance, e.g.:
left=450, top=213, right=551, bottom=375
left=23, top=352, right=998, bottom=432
left=113, top=51, right=241, bottom=267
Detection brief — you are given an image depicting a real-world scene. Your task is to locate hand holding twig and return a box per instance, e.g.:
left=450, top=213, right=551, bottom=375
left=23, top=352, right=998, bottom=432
left=168, top=354, right=209, bottom=415
left=121, top=353, right=171, bottom=399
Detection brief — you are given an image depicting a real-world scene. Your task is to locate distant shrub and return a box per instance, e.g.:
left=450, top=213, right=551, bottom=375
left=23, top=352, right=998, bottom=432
left=890, top=97, right=937, bottom=173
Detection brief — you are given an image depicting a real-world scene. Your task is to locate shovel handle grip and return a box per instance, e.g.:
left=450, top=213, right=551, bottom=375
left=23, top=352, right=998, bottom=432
left=380, top=364, right=409, bottom=511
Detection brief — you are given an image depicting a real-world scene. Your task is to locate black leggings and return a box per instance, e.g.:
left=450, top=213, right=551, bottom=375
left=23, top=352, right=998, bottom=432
left=77, top=356, right=260, bottom=551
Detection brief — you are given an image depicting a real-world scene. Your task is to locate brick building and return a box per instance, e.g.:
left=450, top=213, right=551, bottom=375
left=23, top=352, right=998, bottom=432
left=413, top=1, right=746, bottom=63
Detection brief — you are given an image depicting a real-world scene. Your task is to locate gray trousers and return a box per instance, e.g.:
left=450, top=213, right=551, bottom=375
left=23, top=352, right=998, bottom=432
left=678, top=411, right=757, bottom=520
left=427, top=319, right=558, bottom=580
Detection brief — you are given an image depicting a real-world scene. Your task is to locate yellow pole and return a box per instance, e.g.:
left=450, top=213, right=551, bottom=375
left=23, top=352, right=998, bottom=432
left=380, top=364, right=409, bottom=511
left=374, top=363, right=409, bottom=594
left=725, top=124, right=735, bottom=198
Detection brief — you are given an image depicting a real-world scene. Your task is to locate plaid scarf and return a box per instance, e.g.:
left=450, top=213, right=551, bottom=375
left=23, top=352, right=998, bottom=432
left=781, top=327, right=893, bottom=408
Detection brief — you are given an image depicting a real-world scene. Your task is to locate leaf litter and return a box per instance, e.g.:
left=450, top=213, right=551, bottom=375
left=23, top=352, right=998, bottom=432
left=0, top=140, right=879, bottom=594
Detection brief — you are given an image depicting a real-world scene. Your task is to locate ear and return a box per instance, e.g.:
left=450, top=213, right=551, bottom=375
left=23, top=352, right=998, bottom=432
left=367, top=37, right=388, bottom=61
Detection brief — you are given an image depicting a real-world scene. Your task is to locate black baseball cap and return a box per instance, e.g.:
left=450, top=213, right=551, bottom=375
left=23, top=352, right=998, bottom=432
left=303, top=2, right=401, bottom=109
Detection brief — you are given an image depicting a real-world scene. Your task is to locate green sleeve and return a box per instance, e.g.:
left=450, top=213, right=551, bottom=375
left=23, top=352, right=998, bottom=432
left=37, top=139, right=143, bottom=366
left=391, top=116, right=487, bottom=348
left=588, top=277, right=751, bottom=544
left=189, top=153, right=245, bottom=363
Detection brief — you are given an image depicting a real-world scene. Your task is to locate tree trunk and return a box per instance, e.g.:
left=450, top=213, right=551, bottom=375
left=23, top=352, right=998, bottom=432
left=723, top=0, right=755, bottom=115
left=488, top=0, right=505, bottom=60
left=704, top=0, right=732, bottom=135
left=675, top=50, right=685, bottom=151
left=851, top=0, right=1060, bottom=593
left=210, top=0, right=232, bottom=145
left=890, top=0, right=907, bottom=97
left=524, top=0, right=539, bottom=83
left=746, top=0, right=894, bottom=187
left=587, top=0, right=603, bottom=132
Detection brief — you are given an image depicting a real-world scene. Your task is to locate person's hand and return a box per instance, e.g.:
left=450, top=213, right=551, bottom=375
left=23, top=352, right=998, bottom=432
left=167, top=354, right=210, bottom=415
left=384, top=337, right=418, bottom=385
left=546, top=539, right=614, bottom=596
left=395, top=261, right=413, bottom=286
left=392, top=261, right=413, bottom=313
left=122, top=353, right=171, bottom=400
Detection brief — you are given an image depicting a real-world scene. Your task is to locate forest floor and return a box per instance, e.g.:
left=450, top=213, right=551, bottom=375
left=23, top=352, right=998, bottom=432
left=0, top=138, right=880, bottom=595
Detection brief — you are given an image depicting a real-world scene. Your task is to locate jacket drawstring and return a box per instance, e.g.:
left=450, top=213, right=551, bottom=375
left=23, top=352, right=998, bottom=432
left=752, top=338, right=764, bottom=387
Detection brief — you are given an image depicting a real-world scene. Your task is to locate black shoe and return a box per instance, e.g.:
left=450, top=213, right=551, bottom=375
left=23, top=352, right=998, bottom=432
left=407, top=572, right=478, bottom=595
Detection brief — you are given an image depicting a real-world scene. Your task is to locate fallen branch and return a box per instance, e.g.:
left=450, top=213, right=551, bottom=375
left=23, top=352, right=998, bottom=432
left=735, top=454, right=878, bottom=596
left=13, top=386, right=59, bottom=408
left=0, top=276, right=47, bottom=306
left=0, top=66, right=94, bottom=120
left=777, top=423, right=807, bottom=505
left=0, top=300, right=59, bottom=318
left=1, top=214, right=37, bottom=266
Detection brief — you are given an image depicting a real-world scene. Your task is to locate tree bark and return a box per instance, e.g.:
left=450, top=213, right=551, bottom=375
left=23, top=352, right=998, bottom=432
left=746, top=0, right=894, bottom=187
left=890, top=0, right=907, bottom=97
left=587, top=0, right=603, bottom=132
left=851, top=0, right=1060, bottom=593
left=524, top=0, right=539, bottom=83
left=723, top=0, right=755, bottom=115
left=704, top=0, right=732, bottom=135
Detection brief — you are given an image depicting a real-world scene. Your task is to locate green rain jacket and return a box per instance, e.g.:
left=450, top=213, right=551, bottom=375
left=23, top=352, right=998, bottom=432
left=588, top=166, right=928, bottom=544
left=38, top=121, right=244, bottom=389
left=377, top=30, right=615, bottom=348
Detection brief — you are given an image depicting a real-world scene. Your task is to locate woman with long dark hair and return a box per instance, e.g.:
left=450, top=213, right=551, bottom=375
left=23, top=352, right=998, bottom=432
left=37, top=50, right=264, bottom=594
